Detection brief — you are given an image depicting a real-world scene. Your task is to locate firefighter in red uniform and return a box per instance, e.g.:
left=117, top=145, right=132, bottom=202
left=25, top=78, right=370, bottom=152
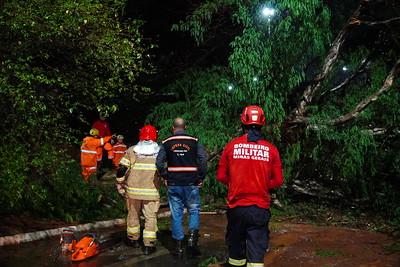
left=92, top=113, right=112, bottom=138
left=216, top=105, right=284, bottom=267
left=92, top=113, right=113, bottom=171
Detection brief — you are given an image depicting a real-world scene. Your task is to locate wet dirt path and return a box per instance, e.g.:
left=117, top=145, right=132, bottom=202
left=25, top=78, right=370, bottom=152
left=0, top=215, right=398, bottom=267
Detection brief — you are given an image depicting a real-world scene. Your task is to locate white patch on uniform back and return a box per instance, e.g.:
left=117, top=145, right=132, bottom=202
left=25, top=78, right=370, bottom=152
left=133, top=141, right=160, bottom=157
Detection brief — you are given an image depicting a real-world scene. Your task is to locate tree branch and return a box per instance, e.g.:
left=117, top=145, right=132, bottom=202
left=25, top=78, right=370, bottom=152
left=350, top=17, right=400, bottom=26
left=288, top=3, right=363, bottom=123
left=330, top=58, right=400, bottom=125
left=321, top=58, right=370, bottom=96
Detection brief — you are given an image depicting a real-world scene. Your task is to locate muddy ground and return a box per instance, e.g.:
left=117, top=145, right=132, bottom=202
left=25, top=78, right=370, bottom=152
left=0, top=214, right=399, bottom=267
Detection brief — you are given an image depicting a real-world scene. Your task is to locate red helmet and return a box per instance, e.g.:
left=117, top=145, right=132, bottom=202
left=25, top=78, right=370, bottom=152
left=240, top=105, right=266, bottom=126
left=139, top=125, right=158, bottom=141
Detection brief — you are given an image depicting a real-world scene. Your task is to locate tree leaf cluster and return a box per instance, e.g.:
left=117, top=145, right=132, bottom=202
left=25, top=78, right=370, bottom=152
left=0, top=0, right=151, bottom=219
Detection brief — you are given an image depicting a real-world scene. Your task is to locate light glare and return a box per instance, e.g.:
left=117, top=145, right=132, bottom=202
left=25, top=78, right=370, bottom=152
left=262, top=7, right=276, bottom=17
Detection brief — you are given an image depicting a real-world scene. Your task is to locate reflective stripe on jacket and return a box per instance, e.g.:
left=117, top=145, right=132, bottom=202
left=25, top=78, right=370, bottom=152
left=117, top=142, right=160, bottom=200
left=160, top=133, right=199, bottom=185
left=81, top=136, right=112, bottom=167
left=112, top=143, right=127, bottom=166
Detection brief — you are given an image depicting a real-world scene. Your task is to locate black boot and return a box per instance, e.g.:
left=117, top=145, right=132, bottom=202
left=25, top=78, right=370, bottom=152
left=125, top=238, right=140, bottom=248
left=143, top=246, right=156, bottom=255
left=172, top=239, right=184, bottom=258
left=187, top=230, right=201, bottom=257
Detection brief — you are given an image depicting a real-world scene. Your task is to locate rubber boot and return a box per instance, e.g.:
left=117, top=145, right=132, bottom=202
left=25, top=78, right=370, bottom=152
left=187, top=230, right=201, bottom=257
left=125, top=238, right=140, bottom=248
left=143, top=246, right=156, bottom=255
left=172, top=239, right=184, bottom=258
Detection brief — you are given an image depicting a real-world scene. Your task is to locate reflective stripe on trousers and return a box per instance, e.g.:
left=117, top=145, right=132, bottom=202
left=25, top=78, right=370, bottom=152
left=229, top=258, right=246, bottom=266
left=143, top=230, right=157, bottom=239
left=127, top=225, right=140, bottom=235
left=247, top=263, right=264, bottom=267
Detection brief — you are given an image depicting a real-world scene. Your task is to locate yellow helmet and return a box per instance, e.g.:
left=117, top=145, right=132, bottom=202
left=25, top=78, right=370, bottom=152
left=90, top=128, right=99, bottom=136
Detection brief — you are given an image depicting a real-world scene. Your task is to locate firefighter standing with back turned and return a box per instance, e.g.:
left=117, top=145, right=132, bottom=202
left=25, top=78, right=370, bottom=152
left=216, top=105, right=284, bottom=267
left=80, top=128, right=112, bottom=182
left=115, top=125, right=161, bottom=255
left=156, top=118, right=208, bottom=257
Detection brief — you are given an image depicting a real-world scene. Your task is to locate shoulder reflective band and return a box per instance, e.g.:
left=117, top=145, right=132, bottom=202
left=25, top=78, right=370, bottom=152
left=162, top=136, right=198, bottom=143
left=100, top=138, right=104, bottom=146
left=87, top=166, right=97, bottom=170
left=143, top=230, right=157, bottom=239
left=114, top=151, right=126, bottom=154
left=167, top=167, right=198, bottom=172
left=127, top=225, right=140, bottom=235
left=81, top=149, right=97, bottom=154
left=119, top=157, right=131, bottom=167
left=246, top=263, right=264, bottom=267
left=132, top=163, right=157, bottom=171
left=126, top=187, right=159, bottom=197
left=228, top=258, right=246, bottom=266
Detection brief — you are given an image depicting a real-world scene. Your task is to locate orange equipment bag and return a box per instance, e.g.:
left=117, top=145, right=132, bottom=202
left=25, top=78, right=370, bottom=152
left=70, top=233, right=99, bottom=262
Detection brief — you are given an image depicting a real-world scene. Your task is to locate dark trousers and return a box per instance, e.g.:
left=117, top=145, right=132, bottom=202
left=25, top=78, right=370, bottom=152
left=226, top=205, right=270, bottom=266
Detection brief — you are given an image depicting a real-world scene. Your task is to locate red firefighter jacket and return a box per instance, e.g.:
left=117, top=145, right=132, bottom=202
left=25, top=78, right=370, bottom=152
left=216, top=134, right=284, bottom=209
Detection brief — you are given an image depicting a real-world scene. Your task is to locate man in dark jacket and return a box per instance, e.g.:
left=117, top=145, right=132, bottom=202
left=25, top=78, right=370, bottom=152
left=217, top=105, right=284, bottom=267
left=156, top=118, right=208, bottom=257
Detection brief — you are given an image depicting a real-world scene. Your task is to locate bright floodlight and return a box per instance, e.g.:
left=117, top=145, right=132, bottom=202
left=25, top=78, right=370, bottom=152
left=253, top=77, right=258, bottom=82
left=228, top=85, right=233, bottom=91
left=262, top=7, right=276, bottom=18
left=342, top=66, right=348, bottom=71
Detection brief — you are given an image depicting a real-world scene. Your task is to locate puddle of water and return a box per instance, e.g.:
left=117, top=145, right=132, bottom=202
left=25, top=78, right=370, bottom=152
left=0, top=216, right=226, bottom=267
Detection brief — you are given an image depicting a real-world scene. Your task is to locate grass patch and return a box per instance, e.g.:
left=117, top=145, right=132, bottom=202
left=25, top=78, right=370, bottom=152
left=315, top=249, right=344, bottom=257
left=157, top=218, right=170, bottom=231
left=198, top=256, right=218, bottom=267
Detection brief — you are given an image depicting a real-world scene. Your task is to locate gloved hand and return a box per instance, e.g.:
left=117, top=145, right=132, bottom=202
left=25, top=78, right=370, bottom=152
left=116, top=183, right=126, bottom=197
left=110, top=134, right=117, bottom=145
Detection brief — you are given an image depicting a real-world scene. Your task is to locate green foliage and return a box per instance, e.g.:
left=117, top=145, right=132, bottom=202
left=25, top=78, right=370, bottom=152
left=147, top=68, right=236, bottom=199
left=152, top=0, right=400, bottom=225
left=0, top=0, right=150, bottom=219
left=198, top=256, right=218, bottom=267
